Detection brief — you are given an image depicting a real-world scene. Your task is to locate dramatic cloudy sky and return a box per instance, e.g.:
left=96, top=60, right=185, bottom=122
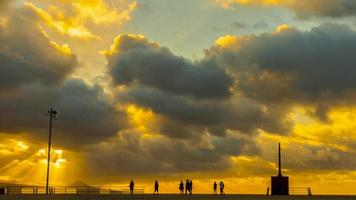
left=1, top=0, right=356, bottom=195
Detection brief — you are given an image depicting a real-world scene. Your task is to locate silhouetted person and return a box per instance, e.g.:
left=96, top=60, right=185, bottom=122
left=219, top=181, right=225, bottom=195
left=213, top=181, right=217, bottom=194
left=185, top=179, right=189, bottom=194
left=179, top=181, right=184, bottom=194
left=154, top=180, right=159, bottom=195
left=189, top=180, right=193, bottom=195
left=129, top=180, right=134, bottom=195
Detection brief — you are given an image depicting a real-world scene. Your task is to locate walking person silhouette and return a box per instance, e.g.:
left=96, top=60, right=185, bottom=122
left=213, top=181, right=217, bottom=194
left=154, top=180, right=159, bottom=195
left=129, top=180, right=134, bottom=195
left=219, top=180, right=225, bottom=195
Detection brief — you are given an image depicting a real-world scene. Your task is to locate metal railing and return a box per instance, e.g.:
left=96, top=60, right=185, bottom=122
left=266, top=187, right=312, bottom=196
left=0, top=185, right=145, bottom=195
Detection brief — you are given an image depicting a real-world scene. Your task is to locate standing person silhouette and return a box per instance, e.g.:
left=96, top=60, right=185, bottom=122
left=219, top=180, right=225, bottom=195
left=129, top=180, right=134, bottom=195
left=179, top=181, right=184, bottom=194
left=154, top=180, right=159, bottom=195
left=213, top=181, right=217, bottom=194
left=189, top=180, right=193, bottom=195
left=185, top=179, right=189, bottom=194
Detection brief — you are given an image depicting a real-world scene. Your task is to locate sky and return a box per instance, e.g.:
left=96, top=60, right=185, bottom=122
left=1, top=0, right=356, bottom=195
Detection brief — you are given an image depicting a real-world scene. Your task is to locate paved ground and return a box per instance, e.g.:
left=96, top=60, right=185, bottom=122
left=0, top=194, right=355, bottom=200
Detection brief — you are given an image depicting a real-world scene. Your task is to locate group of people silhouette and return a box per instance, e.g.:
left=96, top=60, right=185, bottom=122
left=214, top=181, right=225, bottom=195
left=128, top=180, right=225, bottom=195
left=179, top=179, right=193, bottom=194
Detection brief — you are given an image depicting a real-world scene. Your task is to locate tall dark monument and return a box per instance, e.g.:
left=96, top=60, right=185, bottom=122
left=271, top=143, right=289, bottom=195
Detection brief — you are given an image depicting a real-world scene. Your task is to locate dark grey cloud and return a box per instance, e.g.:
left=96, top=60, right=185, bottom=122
left=0, top=9, right=77, bottom=90
left=107, top=34, right=233, bottom=99
left=104, top=33, right=294, bottom=139
left=158, top=118, right=208, bottom=139
left=117, top=85, right=291, bottom=136
left=100, top=23, right=356, bottom=177
left=289, top=0, right=356, bottom=18
left=146, top=137, right=230, bottom=172
left=227, top=0, right=356, bottom=18
left=0, top=79, right=120, bottom=147
left=86, top=131, right=258, bottom=177
left=0, top=7, right=120, bottom=148
left=283, top=145, right=356, bottom=171
left=208, top=23, right=356, bottom=103
left=307, top=104, right=330, bottom=122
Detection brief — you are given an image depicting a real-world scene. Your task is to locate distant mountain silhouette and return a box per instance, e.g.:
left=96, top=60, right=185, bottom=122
left=68, top=181, right=101, bottom=194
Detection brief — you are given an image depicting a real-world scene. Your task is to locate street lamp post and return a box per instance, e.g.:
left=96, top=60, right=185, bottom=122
left=45, top=108, right=57, bottom=195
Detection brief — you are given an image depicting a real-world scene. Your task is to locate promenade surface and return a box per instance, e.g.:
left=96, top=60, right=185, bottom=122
left=0, top=194, right=355, bottom=200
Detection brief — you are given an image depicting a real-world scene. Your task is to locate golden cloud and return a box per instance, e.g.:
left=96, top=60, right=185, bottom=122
left=274, top=23, right=293, bottom=34
left=68, top=0, right=137, bottom=25
left=215, top=35, right=239, bottom=48
left=25, top=0, right=137, bottom=40
left=100, top=33, right=153, bottom=55
left=0, top=139, right=29, bottom=156
left=25, top=2, right=99, bottom=40
left=126, top=104, right=160, bottom=136
left=257, top=105, right=356, bottom=164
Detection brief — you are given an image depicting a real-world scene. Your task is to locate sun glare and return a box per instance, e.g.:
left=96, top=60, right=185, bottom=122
left=17, top=142, right=29, bottom=151
left=0, top=145, right=68, bottom=185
